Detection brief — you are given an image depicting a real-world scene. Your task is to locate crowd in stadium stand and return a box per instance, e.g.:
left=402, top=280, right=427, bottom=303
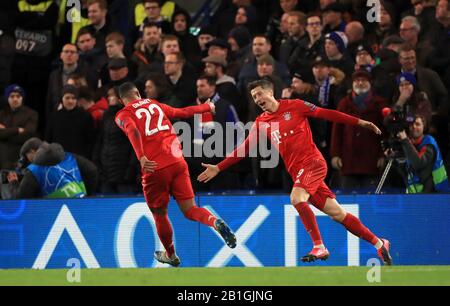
left=1, top=0, right=449, bottom=196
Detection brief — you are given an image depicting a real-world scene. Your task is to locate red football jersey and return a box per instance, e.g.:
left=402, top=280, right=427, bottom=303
left=116, top=98, right=211, bottom=170
left=218, top=99, right=359, bottom=174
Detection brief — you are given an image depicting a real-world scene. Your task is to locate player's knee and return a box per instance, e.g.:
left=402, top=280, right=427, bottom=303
left=290, top=194, right=308, bottom=206
left=182, top=205, right=196, bottom=220
left=151, top=207, right=168, bottom=216
left=330, top=209, right=346, bottom=222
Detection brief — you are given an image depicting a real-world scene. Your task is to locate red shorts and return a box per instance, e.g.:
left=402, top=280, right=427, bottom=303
left=142, top=161, right=195, bottom=209
left=290, top=158, right=335, bottom=210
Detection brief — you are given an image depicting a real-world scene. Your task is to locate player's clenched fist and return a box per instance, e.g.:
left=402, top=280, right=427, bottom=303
left=197, top=163, right=220, bottom=183
left=140, top=156, right=158, bottom=173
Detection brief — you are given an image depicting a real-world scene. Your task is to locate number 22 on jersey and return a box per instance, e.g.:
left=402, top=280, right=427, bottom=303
left=135, top=104, right=170, bottom=136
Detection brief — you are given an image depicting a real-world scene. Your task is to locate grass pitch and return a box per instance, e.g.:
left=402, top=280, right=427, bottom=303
left=0, top=266, right=449, bottom=286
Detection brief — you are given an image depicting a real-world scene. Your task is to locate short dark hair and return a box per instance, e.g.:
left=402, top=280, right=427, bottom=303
left=77, top=86, right=95, bottom=102
left=77, top=27, right=95, bottom=42
left=399, top=43, right=416, bottom=54
left=197, top=75, right=217, bottom=86
left=414, top=114, right=429, bottom=133
left=119, top=82, right=138, bottom=99
left=247, top=79, right=274, bottom=92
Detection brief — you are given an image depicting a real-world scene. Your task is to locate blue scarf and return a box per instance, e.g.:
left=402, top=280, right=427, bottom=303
left=318, top=77, right=331, bottom=107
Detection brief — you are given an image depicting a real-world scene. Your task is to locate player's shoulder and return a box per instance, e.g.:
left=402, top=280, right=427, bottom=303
left=284, top=98, right=318, bottom=112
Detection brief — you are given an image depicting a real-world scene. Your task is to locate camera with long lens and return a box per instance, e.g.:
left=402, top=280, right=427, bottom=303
left=381, top=105, right=415, bottom=159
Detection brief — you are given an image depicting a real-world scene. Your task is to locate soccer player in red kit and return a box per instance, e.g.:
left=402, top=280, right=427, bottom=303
left=116, top=82, right=236, bottom=267
left=198, top=79, right=393, bottom=265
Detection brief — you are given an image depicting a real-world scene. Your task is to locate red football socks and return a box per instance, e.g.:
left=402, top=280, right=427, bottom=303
left=341, top=213, right=379, bottom=245
left=294, top=202, right=323, bottom=246
left=184, top=206, right=217, bottom=228
left=152, top=213, right=175, bottom=257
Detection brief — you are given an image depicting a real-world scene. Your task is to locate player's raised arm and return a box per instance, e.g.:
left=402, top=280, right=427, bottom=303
left=306, top=103, right=382, bottom=135
left=159, top=100, right=215, bottom=119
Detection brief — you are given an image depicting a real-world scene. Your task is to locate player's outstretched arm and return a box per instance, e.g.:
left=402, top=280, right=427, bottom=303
left=357, top=119, right=382, bottom=135
left=197, top=163, right=220, bottom=183
left=311, top=107, right=381, bottom=135
left=160, top=100, right=215, bottom=119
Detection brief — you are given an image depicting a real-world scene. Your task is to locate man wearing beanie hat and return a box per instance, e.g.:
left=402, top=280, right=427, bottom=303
left=330, top=69, right=387, bottom=190
left=324, top=31, right=354, bottom=77
left=5, top=137, right=98, bottom=199
left=0, top=84, right=38, bottom=170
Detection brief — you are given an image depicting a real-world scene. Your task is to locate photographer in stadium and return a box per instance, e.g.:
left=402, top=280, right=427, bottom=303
left=392, top=114, right=450, bottom=193
left=5, top=137, right=98, bottom=199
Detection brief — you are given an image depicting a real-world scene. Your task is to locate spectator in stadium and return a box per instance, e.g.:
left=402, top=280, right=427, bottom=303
left=144, top=72, right=182, bottom=108
left=67, top=73, right=89, bottom=89
left=428, top=0, right=450, bottom=79
left=104, top=32, right=137, bottom=81
left=197, top=26, right=216, bottom=58
left=0, top=84, right=38, bottom=169
left=266, top=0, right=299, bottom=57
left=392, top=72, right=433, bottom=123
left=206, top=38, right=241, bottom=81
left=170, top=9, right=202, bottom=65
left=135, top=0, right=171, bottom=41
left=161, top=35, right=198, bottom=76
left=238, top=35, right=291, bottom=96
left=322, top=2, right=347, bottom=34
left=227, top=26, right=253, bottom=80
left=77, top=86, right=109, bottom=128
left=401, top=0, right=438, bottom=40
left=164, top=52, right=197, bottom=107
left=377, top=35, right=404, bottom=81
left=105, top=58, right=132, bottom=89
left=80, top=0, right=115, bottom=51
left=45, top=85, right=95, bottom=159
left=330, top=69, right=387, bottom=191
left=399, top=16, right=434, bottom=66
left=6, top=137, right=98, bottom=199
left=398, top=44, right=449, bottom=158
left=187, top=75, right=241, bottom=191
left=46, top=44, right=96, bottom=116
left=396, top=114, right=450, bottom=193
left=131, top=23, right=164, bottom=78
left=372, top=1, right=398, bottom=47
left=288, top=14, right=325, bottom=80
left=76, top=27, right=108, bottom=83
left=279, top=11, right=307, bottom=65
left=345, top=21, right=366, bottom=61
left=92, top=87, right=138, bottom=194
left=324, top=31, right=354, bottom=80
left=354, top=43, right=396, bottom=101
left=233, top=5, right=258, bottom=35
left=202, top=55, right=244, bottom=120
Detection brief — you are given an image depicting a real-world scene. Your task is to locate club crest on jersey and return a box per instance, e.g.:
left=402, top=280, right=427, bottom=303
left=283, top=112, right=292, bottom=121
